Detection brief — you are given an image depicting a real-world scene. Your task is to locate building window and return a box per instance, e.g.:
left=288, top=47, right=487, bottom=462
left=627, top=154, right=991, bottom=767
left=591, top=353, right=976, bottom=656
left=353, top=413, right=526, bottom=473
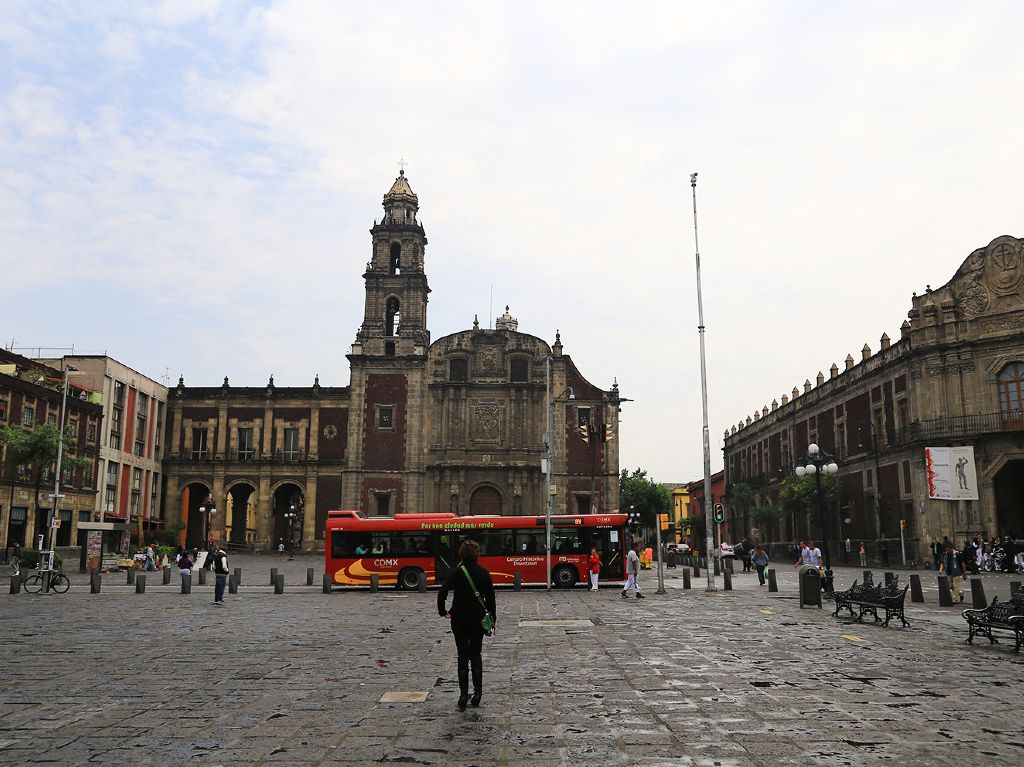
left=16, top=464, right=30, bottom=481
left=134, top=414, right=146, bottom=456
left=109, top=433, right=121, bottom=451
left=510, top=357, right=529, bottom=383
left=385, top=297, right=400, bottom=337
left=22, top=405, right=34, bottom=427
left=384, top=341, right=396, bottom=356
left=238, top=427, right=254, bottom=460
left=376, top=405, right=394, bottom=430
left=113, top=380, right=125, bottom=405
left=449, top=358, right=468, bottom=383
left=83, top=466, right=93, bottom=490
left=138, top=391, right=149, bottom=414
left=901, top=460, right=912, bottom=495
left=151, top=474, right=160, bottom=518
left=130, top=491, right=140, bottom=517
left=105, top=488, right=116, bottom=514
left=375, top=492, right=391, bottom=516
left=389, top=242, right=401, bottom=275
left=283, top=428, right=300, bottom=460
left=63, top=466, right=74, bottom=486
left=110, top=406, right=122, bottom=435
left=133, top=467, right=143, bottom=491
left=154, top=403, right=164, bottom=456
left=86, top=423, right=96, bottom=442
left=0, top=399, right=7, bottom=421
left=998, top=361, right=1024, bottom=421
left=191, top=427, right=208, bottom=459
left=105, top=461, right=118, bottom=514
left=47, top=412, right=57, bottom=426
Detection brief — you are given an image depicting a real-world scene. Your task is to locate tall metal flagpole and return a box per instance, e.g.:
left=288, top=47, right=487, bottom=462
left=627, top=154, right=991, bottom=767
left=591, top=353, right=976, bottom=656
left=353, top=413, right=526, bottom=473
left=691, top=172, right=716, bottom=592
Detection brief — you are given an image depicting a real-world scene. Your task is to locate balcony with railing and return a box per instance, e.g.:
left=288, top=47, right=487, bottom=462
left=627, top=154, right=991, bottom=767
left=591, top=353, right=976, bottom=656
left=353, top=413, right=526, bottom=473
left=896, top=410, right=1023, bottom=444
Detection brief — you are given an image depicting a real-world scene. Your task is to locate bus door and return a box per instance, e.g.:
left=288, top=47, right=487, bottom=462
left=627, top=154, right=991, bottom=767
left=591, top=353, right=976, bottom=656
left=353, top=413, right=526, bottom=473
left=599, top=527, right=624, bottom=580
left=433, top=532, right=456, bottom=584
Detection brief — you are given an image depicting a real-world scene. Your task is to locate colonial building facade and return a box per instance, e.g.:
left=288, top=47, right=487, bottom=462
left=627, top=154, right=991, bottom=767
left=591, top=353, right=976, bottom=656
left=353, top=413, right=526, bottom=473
left=164, top=172, right=622, bottom=549
left=722, top=235, right=1024, bottom=563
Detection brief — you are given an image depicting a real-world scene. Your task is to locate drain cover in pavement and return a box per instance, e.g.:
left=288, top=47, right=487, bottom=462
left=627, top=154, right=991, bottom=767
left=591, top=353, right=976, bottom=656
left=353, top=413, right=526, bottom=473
left=379, top=691, right=429, bottom=703
left=518, top=619, right=594, bottom=628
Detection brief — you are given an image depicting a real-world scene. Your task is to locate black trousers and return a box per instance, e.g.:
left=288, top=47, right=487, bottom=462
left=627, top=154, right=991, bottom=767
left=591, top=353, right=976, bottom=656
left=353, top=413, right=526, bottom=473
left=452, top=619, right=484, bottom=694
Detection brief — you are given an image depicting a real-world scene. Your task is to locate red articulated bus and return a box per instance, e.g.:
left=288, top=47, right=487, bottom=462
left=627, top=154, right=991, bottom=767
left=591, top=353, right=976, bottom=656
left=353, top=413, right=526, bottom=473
left=324, top=511, right=629, bottom=589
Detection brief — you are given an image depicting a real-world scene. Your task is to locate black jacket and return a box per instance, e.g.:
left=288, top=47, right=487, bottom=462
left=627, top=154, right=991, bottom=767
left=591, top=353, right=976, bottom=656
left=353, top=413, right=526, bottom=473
left=437, top=561, right=496, bottom=626
left=211, top=551, right=229, bottom=575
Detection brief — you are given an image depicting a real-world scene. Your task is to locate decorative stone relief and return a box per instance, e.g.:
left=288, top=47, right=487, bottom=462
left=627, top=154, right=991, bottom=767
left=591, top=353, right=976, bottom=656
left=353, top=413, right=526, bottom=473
left=979, top=314, right=1024, bottom=334
left=958, top=282, right=990, bottom=317
left=476, top=348, right=502, bottom=375
left=985, top=236, right=1024, bottom=296
left=472, top=404, right=501, bottom=442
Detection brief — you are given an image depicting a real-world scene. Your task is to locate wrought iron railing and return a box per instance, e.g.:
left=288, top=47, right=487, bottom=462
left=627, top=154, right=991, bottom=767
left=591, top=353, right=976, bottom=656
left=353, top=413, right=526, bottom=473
left=896, top=410, right=1023, bottom=444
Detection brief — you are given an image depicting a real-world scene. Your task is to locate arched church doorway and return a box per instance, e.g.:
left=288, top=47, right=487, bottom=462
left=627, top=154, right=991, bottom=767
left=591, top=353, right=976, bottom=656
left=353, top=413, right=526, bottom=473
left=227, top=483, right=255, bottom=545
left=994, top=460, right=1024, bottom=537
left=469, top=486, right=502, bottom=516
left=183, top=482, right=213, bottom=549
left=272, top=483, right=304, bottom=552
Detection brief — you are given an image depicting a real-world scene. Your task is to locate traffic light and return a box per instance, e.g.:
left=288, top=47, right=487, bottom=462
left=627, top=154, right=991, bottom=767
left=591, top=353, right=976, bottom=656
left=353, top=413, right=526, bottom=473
left=714, top=502, right=724, bottom=523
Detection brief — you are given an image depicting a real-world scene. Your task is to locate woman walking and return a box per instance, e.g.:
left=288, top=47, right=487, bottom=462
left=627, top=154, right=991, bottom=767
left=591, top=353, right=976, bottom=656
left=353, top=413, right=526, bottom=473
left=752, top=545, right=769, bottom=585
left=438, top=539, right=496, bottom=711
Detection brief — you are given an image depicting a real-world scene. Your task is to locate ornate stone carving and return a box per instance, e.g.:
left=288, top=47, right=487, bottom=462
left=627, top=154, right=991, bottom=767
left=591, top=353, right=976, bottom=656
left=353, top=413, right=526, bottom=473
left=979, top=314, right=1024, bottom=334
left=985, top=235, right=1024, bottom=296
left=958, top=281, right=990, bottom=317
left=472, top=404, right=500, bottom=442
left=322, top=425, right=337, bottom=439
left=477, top=348, right=502, bottom=375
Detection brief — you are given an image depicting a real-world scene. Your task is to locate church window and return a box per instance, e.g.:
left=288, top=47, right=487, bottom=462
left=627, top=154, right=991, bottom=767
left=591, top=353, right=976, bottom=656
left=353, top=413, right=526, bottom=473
left=385, top=297, right=400, bottom=336
left=375, top=492, right=391, bottom=516
left=510, top=357, right=528, bottom=382
left=389, top=242, right=401, bottom=275
left=998, top=361, right=1024, bottom=422
left=384, top=341, right=396, bottom=356
left=450, top=358, right=468, bottom=382
left=376, top=405, right=394, bottom=430
left=413, top=243, right=421, bottom=266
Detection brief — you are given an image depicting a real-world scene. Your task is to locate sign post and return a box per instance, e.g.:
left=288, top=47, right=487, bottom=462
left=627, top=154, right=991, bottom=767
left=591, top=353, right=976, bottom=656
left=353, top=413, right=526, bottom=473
left=899, top=519, right=907, bottom=566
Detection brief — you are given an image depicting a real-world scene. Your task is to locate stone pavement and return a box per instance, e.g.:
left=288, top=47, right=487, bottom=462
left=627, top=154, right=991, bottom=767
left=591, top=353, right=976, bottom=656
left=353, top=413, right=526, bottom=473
left=2, top=558, right=1022, bottom=767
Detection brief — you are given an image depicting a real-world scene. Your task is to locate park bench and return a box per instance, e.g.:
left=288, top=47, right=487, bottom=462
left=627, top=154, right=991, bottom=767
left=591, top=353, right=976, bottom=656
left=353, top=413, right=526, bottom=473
left=832, top=574, right=910, bottom=628
left=962, top=585, right=1024, bottom=653
left=830, top=572, right=874, bottom=618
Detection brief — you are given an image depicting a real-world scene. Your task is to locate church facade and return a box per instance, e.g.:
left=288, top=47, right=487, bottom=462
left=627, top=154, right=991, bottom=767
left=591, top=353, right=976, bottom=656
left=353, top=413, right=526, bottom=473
left=163, top=173, right=622, bottom=549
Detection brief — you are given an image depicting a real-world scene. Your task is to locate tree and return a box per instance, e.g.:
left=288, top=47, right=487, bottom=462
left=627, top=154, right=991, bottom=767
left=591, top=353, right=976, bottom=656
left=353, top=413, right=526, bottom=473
left=779, top=473, right=838, bottom=540
left=1, top=423, right=89, bottom=544
left=618, top=468, right=671, bottom=537
left=750, top=505, right=782, bottom=541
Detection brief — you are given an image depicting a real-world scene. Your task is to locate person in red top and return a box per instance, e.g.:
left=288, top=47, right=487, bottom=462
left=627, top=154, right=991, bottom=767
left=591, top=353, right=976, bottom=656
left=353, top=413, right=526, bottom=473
left=588, top=548, right=601, bottom=591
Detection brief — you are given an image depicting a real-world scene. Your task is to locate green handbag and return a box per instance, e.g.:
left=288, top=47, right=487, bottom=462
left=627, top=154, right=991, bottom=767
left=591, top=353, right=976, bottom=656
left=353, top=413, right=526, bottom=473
left=460, top=564, right=496, bottom=634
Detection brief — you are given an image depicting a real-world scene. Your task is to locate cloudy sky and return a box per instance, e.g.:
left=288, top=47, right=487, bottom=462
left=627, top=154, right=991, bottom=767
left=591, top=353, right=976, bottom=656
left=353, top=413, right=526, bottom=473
left=2, top=1, right=1022, bottom=484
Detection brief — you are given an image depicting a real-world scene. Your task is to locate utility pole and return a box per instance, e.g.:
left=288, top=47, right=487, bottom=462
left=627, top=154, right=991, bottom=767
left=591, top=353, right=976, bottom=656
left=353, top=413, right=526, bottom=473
left=691, top=172, right=716, bottom=592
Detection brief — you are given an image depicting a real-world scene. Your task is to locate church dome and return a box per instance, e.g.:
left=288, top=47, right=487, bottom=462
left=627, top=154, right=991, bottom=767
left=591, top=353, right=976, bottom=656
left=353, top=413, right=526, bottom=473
left=495, top=305, right=518, bottom=331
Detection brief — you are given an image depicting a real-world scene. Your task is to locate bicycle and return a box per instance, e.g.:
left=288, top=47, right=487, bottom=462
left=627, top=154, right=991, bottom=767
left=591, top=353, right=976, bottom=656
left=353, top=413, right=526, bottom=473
left=23, top=570, right=70, bottom=594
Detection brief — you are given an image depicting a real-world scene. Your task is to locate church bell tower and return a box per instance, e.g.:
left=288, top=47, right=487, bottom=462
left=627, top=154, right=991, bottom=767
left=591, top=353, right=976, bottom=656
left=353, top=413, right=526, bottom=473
left=352, top=170, right=430, bottom=358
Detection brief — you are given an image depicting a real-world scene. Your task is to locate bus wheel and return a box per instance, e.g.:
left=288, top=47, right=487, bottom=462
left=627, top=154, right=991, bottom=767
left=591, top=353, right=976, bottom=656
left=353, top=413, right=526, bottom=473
left=552, top=565, right=578, bottom=589
left=398, top=567, right=423, bottom=591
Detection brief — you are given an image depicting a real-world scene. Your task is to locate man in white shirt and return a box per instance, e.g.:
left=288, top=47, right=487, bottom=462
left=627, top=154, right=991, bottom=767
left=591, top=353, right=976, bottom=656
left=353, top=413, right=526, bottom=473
left=621, top=542, right=645, bottom=599
left=807, top=541, right=823, bottom=568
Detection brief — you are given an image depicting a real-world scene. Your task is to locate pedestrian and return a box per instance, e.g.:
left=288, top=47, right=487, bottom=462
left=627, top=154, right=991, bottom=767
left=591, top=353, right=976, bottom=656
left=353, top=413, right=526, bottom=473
left=437, top=539, right=496, bottom=711
left=806, top=540, right=823, bottom=570
left=622, top=542, right=644, bottom=599
left=588, top=547, right=601, bottom=591
left=859, top=541, right=867, bottom=567
left=203, top=538, right=215, bottom=570
left=642, top=544, right=653, bottom=570
left=210, top=543, right=229, bottom=605
left=742, top=545, right=753, bottom=573
left=794, top=540, right=811, bottom=568
left=177, top=549, right=193, bottom=588
left=143, top=543, right=157, bottom=571
left=939, top=541, right=965, bottom=603
left=931, top=538, right=942, bottom=570
left=752, top=545, right=769, bottom=585
left=278, top=539, right=285, bottom=557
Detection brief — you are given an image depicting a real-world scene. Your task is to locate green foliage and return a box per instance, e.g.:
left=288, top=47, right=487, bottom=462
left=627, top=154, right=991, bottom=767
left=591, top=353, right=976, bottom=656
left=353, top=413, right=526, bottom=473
left=750, top=505, right=782, bottom=534
left=153, top=525, right=184, bottom=547
left=16, top=548, right=63, bottom=570
left=730, top=482, right=755, bottom=515
left=0, top=423, right=90, bottom=477
left=779, top=473, right=837, bottom=517
left=619, top=468, right=671, bottom=529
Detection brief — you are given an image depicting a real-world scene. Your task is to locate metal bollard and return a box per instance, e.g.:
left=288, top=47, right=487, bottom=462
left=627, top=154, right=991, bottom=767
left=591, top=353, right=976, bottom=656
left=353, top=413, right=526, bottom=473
left=970, top=578, right=988, bottom=609
left=10, top=575, right=21, bottom=594
left=181, top=573, right=192, bottom=594
left=417, top=571, right=427, bottom=592
left=162, top=567, right=172, bottom=585
left=228, top=575, right=238, bottom=594
left=937, top=576, right=953, bottom=606
left=693, top=564, right=700, bottom=579
left=910, top=573, right=924, bottom=603
left=90, top=572, right=102, bottom=593
left=723, top=569, right=732, bottom=591
left=1010, top=581, right=1022, bottom=599
left=274, top=573, right=284, bottom=594
left=513, top=571, right=521, bottom=591
left=863, top=570, right=872, bottom=584
left=306, top=568, right=314, bottom=586
left=127, top=569, right=135, bottom=585
left=198, top=569, right=207, bottom=585
left=884, top=571, right=895, bottom=587
left=270, top=567, right=277, bottom=586
left=234, top=567, right=241, bottom=585
left=370, top=574, right=379, bottom=592
left=135, top=575, right=146, bottom=594
left=682, top=569, right=691, bottom=589
left=767, top=568, right=778, bottom=593
left=724, top=558, right=733, bottom=574
left=322, top=572, right=332, bottom=593
left=713, top=558, right=720, bottom=576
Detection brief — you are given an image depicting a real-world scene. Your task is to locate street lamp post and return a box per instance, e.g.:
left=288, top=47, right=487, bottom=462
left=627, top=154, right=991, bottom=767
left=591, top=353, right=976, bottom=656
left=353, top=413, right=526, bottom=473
left=45, top=364, right=79, bottom=590
left=199, top=497, right=216, bottom=548
left=858, top=421, right=889, bottom=567
left=544, top=354, right=574, bottom=592
left=795, top=443, right=839, bottom=592
left=284, top=504, right=300, bottom=559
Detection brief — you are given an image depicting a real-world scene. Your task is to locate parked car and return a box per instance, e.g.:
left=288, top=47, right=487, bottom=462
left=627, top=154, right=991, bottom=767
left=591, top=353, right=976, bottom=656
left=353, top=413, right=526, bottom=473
left=719, top=542, right=736, bottom=558
left=666, top=543, right=690, bottom=554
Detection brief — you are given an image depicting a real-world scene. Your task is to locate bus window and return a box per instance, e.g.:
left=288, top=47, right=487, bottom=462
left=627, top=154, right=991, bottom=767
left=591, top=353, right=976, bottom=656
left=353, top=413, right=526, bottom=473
left=472, top=530, right=516, bottom=557
left=331, top=531, right=372, bottom=557
left=552, top=529, right=585, bottom=554
left=389, top=532, right=431, bottom=557
left=518, top=532, right=541, bottom=554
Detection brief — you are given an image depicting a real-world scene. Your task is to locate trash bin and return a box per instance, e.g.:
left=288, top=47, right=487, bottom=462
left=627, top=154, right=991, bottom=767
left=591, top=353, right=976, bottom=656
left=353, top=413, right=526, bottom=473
left=799, top=565, right=822, bottom=608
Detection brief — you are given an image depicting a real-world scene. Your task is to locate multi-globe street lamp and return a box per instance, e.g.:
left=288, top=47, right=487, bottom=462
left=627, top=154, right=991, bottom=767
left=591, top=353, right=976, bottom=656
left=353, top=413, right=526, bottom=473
left=794, top=443, right=839, bottom=592
left=284, top=504, right=301, bottom=559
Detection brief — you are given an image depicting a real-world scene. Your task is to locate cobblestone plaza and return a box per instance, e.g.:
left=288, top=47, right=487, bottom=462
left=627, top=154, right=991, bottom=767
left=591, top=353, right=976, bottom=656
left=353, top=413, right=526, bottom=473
left=2, top=558, right=1022, bottom=767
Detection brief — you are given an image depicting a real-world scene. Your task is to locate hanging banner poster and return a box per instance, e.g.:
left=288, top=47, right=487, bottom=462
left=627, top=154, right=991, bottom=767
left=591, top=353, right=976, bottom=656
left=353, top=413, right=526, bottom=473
left=925, top=446, right=979, bottom=500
